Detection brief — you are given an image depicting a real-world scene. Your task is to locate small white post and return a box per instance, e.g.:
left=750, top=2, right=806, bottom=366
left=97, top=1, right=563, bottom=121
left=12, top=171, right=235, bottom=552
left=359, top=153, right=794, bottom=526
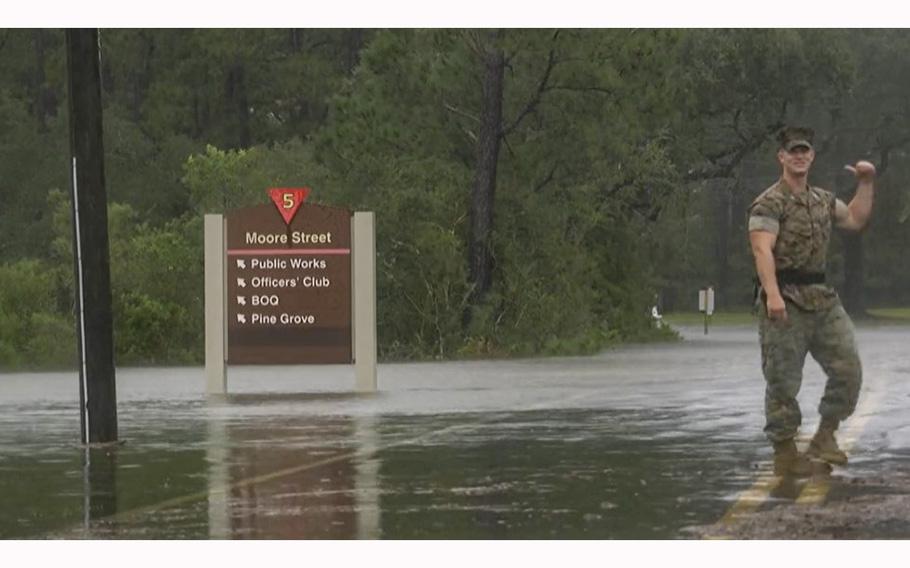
left=205, top=214, right=227, bottom=395
left=206, top=402, right=230, bottom=538
left=698, top=287, right=715, bottom=335
left=353, top=212, right=377, bottom=393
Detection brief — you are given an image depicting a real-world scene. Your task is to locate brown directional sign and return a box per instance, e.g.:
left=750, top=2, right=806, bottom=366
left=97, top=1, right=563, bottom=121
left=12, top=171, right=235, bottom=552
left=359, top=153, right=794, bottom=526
left=225, top=197, right=352, bottom=364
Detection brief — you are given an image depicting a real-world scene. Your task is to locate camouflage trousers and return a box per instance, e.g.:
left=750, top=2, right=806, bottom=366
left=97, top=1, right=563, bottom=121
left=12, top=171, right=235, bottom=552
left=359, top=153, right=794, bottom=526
left=758, top=299, right=862, bottom=443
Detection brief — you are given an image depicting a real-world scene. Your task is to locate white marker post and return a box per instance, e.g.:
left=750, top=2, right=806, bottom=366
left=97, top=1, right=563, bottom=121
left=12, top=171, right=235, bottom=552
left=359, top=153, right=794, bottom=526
left=205, top=214, right=227, bottom=395
left=698, top=287, right=715, bottom=335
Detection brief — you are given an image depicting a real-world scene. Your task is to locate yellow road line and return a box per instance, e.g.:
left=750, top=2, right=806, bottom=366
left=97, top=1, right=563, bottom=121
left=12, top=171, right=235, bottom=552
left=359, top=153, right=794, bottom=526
left=795, top=384, right=885, bottom=505
left=710, top=376, right=885, bottom=535
left=714, top=473, right=782, bottom=526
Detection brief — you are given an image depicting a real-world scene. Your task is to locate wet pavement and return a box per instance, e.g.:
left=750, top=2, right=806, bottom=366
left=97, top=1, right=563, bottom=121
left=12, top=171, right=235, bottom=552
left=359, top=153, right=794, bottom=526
left=1, top=322, right=909, bottom=539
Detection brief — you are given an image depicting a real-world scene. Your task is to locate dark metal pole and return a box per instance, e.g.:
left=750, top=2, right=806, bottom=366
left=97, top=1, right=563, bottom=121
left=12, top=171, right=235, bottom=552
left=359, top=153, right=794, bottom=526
left=65, top=29, right=118, bottom=444
left=82, top=447, right=118, bottom=535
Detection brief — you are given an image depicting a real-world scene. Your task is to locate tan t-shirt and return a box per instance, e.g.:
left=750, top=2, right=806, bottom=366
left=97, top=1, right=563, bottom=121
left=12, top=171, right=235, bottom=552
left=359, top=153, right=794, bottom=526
left=748, top=179, right=838, bottom=311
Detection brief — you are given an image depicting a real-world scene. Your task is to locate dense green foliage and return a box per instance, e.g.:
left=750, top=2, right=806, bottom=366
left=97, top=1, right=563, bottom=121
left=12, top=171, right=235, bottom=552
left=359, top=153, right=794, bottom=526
left=1, top=29, right=909, bottom=369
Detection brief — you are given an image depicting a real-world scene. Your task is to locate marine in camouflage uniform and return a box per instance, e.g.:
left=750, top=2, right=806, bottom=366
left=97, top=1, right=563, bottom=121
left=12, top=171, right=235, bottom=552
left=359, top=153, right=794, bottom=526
left=748, top=126, right=876, bottom=476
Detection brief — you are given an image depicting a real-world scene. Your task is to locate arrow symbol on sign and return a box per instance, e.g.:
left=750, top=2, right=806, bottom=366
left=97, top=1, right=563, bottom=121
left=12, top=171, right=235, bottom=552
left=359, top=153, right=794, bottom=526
left=237, top=296, right=246, bottom=306
left=237, top=278, right=246, bottom=288
left=237, top=314, right=246, bottom=324
left=237, top=259, right=246, bottom=269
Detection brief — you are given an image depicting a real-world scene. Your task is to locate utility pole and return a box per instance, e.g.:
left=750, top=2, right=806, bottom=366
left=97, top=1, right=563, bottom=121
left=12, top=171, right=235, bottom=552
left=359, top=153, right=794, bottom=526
left=65, top=29, right=118, bottom=444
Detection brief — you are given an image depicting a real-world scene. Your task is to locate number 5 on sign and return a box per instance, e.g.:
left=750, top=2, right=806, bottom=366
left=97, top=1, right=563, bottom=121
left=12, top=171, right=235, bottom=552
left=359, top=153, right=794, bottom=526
left=268, top=187, right=310, bottom=226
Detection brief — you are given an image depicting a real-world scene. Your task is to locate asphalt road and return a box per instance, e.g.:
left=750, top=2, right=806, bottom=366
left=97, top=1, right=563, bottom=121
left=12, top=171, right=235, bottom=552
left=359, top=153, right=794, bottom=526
left=1, top=321, right=908, bottom=539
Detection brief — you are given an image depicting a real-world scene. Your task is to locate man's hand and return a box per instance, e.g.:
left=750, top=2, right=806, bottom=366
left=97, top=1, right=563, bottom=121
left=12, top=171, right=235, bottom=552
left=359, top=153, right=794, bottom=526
left=837, top=160, right=876, bottom=232
left=844, top=160, right=877, bottom=181
left=767, top=293, right=788, bottom=322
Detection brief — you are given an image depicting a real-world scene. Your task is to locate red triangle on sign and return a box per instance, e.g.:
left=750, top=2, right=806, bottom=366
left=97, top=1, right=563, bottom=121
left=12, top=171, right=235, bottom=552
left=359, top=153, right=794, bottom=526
left=268, top=187, right=310, bottom=226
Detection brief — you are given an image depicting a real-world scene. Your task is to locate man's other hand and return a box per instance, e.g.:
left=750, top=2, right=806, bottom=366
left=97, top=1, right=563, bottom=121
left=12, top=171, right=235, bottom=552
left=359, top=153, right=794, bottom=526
left=767, top=294, right=788, bottom=322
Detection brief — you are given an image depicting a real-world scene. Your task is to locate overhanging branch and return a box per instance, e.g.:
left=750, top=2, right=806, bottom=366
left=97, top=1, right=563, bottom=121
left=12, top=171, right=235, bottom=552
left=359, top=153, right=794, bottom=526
left=502, top=32, right=560, bottom=138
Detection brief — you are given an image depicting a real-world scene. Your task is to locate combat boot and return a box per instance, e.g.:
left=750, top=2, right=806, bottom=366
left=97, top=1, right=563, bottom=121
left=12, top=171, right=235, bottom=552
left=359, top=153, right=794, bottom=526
left=772, top=438, right=813, bottom=477
left=807, top=419, right=848, bottom=465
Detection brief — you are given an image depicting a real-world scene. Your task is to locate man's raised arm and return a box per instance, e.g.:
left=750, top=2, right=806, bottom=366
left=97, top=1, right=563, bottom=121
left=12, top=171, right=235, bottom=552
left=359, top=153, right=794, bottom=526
left=835, top=160, right=876, bottom=232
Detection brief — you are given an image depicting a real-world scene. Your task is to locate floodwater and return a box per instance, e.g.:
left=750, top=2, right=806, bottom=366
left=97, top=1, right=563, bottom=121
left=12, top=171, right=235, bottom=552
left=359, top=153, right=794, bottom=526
left=2, top=322, right=909, bottom=539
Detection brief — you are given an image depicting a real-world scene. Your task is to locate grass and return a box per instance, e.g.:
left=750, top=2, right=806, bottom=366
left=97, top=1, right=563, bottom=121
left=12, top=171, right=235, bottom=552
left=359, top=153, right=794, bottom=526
left=664, top=307, right=910, bottom=327
left=662, top=310, right=756, bottom=326
left=866, top=307, right=910, bottom=321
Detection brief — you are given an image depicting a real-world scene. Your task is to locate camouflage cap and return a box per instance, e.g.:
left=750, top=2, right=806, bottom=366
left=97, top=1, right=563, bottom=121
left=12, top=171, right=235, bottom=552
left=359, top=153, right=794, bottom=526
left=778, top=126, right=815, bottom=152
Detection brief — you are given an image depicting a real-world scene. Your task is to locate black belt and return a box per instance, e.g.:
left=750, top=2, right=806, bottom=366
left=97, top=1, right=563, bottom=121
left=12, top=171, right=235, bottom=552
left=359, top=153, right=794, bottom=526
left=752, top=270, right=825, bottom=287
left=774, top=269, right=825, bottom=285
left=753, top=270, right=825, bottom=304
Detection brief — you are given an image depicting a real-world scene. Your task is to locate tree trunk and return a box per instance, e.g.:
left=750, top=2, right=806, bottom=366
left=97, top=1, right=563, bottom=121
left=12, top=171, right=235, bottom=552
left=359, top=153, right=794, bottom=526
left=31, top=29, right=57, bottom=132
left=714, top=182, right=732, bottom=308
left=842, top=232, right=865, bottom=316
left=344, top=29, right=364, bottom=75
left=824, top=124, right=866, bottom=317
left=192, top=93, right=203, bottom=138
left=224, top=62, right=251, bottom=148
left=464, top=36, right=505, bottom=327
left=129, top=32, right=155, bottom=123
left=100, top=37, right=115, bottom=96
left=289, top=29, right=302, bottom=52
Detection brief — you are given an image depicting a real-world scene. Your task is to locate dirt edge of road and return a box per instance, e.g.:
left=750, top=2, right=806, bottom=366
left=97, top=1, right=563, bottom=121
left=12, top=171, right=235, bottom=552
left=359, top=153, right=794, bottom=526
left=693, top=471, right=910, bottom=539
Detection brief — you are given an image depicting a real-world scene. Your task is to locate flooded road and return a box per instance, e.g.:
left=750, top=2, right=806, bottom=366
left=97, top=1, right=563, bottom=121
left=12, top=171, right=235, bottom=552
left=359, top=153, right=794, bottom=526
left=2, top=322, right=909, bottom=539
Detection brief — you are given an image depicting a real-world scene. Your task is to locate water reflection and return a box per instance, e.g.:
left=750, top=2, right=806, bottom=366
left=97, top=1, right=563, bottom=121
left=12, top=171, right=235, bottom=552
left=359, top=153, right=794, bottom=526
left=206, top=407, right=230, bottom=539
left=9, top=405, right=757, bottom=539
left=6, top=398, right=907, bottom=539
left=82, top=446, right=118, bottom=533
left=205, top=397, right=382, bottom=539
left=354, top=415, right=381, bottom=539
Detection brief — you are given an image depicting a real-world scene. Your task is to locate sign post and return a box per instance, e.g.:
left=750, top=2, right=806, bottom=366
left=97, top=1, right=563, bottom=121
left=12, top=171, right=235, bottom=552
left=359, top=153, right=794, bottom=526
left=204, top=189, right=377, bottom=394
left=204, top=215, right=226, bottom=395
left=353, top=212, right=377, bottom=392
left=698, top=286, right=715, bottom=335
